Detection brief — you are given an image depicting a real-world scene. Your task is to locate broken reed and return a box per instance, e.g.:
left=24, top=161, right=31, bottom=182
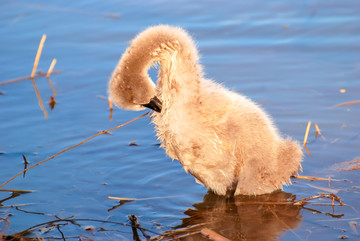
left=46, top=58, right=58, bottom=96
left=46, top=58, right=57, bottom=78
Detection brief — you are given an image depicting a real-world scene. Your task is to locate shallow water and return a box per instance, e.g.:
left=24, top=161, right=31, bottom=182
left=1, top=0, right=359, bottom=240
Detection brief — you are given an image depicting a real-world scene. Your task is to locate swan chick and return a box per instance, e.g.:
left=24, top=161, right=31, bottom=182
left=109, top=25, right=303, bottom=196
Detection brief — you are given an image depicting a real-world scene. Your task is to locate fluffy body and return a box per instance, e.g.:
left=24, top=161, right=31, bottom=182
left=109, top=25, right=303, bottom=196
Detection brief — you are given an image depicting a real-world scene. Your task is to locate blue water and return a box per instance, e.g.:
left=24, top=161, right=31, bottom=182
left=1, top=1, right=359, bottom=240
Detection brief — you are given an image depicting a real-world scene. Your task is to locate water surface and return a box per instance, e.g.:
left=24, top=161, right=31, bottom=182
left=1, top=1, right=359, bottom=240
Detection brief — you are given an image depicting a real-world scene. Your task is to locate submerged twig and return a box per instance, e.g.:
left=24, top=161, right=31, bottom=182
left=294, top=193, right=344, bottom=206
left=108, top=97, right=113, bottom=121
left=0, top=214, right=11, bottom=237
left=0, top=70, right=62, bottom=86
left=200, top=228, right=231, bottom=241
left=128, top=215, right=155, bottom=241
left=22, top=154, right=29, bottom=178
left=0, top=112, right=150, bottom=189
left=302, top=206, right=344, bottom=218
left=129, top=215, right=144, bottom=241
left=333, top=100, right=360, bottom=107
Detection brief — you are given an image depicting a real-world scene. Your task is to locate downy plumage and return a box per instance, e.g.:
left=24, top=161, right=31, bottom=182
left=109, top=25, right=303, bottom=196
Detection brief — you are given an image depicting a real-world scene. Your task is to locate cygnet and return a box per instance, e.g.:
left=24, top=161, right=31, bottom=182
left=108, top=25, right=303, bottom=196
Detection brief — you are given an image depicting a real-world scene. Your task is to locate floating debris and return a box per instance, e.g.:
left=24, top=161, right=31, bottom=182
left=339, top=89, right=346, bottom=93
left=107, top=13, right=121, bottom=19
left=48, top=96, right=56, bottom=110
left=129, top=141, right=139, bottom=146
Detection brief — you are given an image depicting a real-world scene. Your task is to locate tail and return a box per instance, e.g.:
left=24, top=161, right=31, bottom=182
left=108, top=25, right=201, bottom=111
left=277, top=138, right=303, bottom=182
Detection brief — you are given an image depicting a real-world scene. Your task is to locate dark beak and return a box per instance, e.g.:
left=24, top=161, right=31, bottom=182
left=142, top=96, right=162, bottom=113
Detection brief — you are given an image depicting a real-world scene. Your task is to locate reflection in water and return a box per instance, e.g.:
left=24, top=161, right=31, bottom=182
left=46, top=58, right=58, bottom=96
left=176, top=191, right=302, bottom=241
left=31, top=77, right=48, bottom=119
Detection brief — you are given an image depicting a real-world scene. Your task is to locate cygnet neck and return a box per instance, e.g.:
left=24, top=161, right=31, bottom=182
left=110, top=25, right=203, bottom=111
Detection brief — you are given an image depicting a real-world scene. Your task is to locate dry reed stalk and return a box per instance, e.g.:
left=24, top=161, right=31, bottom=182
left=31, top=78, right=48, bottom=119
left=108, top=97, right=113, bottom=111
left=314, top=123, right=321, bottom=138
left=333, top=100, right=360, bottom=107
left=108, top=197, right=136, bottom=201
left=0, top=112, right=150, bottom=189
left=303, top=121, right=312, bottom=155
left=303, top=121, right=311, bottom=145
left=46, top=58, right=57, bottom=78
left=0, top=189, right=34, bottom=193
left=200, top=228, right=231, bottom=241
left=46, top=58, right=57, bottom=96
left=108, top=195, right=181, bottom=202
left=0, top=70, right=61, bottom=86
left=31, top=34, right=47, bottom=79
left=292, top=175, right=343, bottom=181
left=108, top=97, right=113, bottom=121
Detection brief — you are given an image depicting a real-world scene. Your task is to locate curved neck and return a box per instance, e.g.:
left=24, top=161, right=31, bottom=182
left=109, top=25, right=202, bottom=111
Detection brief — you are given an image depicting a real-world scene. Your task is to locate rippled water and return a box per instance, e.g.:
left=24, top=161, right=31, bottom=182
left=1, top=1, right=359, bottom=240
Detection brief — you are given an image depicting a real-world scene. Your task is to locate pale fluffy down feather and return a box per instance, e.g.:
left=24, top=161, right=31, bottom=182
left=108, top=25, right=303, bottom=196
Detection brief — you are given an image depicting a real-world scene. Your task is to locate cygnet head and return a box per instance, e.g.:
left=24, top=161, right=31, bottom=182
left=108, top=59, right=156, bottom=111
left=108, top=25, right=201, bottom=112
